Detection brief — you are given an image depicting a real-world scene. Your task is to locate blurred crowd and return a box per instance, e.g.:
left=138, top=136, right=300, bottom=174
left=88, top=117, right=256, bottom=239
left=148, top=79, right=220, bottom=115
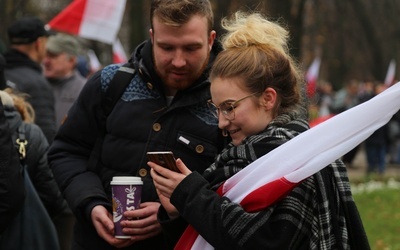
left=309, top=79, right=400, bottom=176
left=0, top=16, right=94, bottom=250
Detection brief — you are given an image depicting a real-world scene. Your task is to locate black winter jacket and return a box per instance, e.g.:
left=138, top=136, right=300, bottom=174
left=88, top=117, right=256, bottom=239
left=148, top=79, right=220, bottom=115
left=48, top=40, right=226, bottom=249
left=3, top=49, right=56, bottom=144
left=4, top=105, right=68, bottom=218
left=0, top=102, right=24, bottom=233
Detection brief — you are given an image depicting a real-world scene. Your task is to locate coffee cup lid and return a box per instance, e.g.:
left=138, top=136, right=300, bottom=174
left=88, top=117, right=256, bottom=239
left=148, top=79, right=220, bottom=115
left=111, top=176, right=143, bottom=185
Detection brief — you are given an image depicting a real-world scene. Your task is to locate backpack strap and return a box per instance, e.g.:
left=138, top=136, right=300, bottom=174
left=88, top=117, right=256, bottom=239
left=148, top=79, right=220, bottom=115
left=87, top=63, right=136, bottom=172
left=102, top=64, right=136, bottom=116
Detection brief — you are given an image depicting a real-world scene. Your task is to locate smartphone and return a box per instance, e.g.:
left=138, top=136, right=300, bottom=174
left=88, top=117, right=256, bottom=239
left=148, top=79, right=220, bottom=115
left=147, top=151, right=179, bottom=172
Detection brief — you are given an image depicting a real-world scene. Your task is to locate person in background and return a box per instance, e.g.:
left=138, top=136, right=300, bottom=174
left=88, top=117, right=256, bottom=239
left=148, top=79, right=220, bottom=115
left=316, top=80, right=334, bottom=117
left=0, top=88, right=70, bottom=248
left=43, top=33, right=86, bottom=129
left=2, top=16, right=56, bottom=144
left=0, top=100, right=25, bottom=234
left=76, top=55, right=91, bottom=78
left=0, top=52, right=24, bottom=233
left=47, top=0, right=226, bottom=249
left=331, top=79, right=361, bottom=167
left=388, top=110, right=400, bottom=164
left=150, top=11, right=369, bottom=249
left=363, top=82, right=390, bottom=175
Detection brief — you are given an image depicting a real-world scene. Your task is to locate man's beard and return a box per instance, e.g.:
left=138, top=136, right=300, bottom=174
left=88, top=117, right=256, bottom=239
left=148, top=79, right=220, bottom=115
left=153, top=51, right=210, bottom=91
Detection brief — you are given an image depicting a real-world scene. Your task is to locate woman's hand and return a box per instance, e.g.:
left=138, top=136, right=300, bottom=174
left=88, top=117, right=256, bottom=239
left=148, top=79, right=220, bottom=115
left=149, top=159, right=191, bottom=218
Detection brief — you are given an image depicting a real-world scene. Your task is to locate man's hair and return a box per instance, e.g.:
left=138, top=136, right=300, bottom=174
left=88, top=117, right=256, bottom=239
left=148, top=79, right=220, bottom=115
left=150, top=0, right=214, bottom=33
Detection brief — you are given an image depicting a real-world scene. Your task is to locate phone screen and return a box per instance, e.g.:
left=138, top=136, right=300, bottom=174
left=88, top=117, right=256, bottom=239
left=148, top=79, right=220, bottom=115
left=147, top=151, right=179, bottom=172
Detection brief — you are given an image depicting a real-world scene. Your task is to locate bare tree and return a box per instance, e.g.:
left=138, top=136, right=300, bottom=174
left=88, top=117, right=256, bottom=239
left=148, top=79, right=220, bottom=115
left=2, top=0, right=400, bottom=88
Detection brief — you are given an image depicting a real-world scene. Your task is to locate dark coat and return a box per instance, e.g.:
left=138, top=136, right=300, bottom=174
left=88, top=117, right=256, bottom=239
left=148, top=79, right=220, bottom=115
left=4, top=105, right=68, bottom=218
left=0, top=102, right=24, bottom=233
left=48, top=40, right=226, bottom=249
left=3, top=49, right=56, bottom=144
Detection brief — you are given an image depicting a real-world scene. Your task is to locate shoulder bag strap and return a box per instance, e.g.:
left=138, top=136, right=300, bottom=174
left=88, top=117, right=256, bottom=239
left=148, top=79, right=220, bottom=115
left=16, top=124, right=27, bottom=163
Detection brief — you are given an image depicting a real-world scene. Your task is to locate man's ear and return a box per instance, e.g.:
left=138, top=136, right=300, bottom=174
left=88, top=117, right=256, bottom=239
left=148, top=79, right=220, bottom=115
left=70, top=55, right=77, bottom=65
left=149, top=28, right=154, bottom=44
left=208, top=30, right=216, bottom=51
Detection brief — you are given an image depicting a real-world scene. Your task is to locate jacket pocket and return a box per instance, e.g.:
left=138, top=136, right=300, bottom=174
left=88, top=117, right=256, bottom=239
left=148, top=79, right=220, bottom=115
left=176, top=131, right=219, bottom=158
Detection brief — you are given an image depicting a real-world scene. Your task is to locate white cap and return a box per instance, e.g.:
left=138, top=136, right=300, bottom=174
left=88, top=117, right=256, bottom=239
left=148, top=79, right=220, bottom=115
left=110, top=176, right=143, bottom=185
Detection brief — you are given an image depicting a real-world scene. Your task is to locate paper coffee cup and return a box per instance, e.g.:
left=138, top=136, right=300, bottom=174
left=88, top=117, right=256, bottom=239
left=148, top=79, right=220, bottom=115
left=111, top=176, right=143, bottom=239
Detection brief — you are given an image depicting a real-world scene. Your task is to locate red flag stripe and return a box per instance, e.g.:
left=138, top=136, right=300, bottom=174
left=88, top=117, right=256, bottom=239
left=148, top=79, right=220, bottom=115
left=240, top=177, right=298, bottom=212
left=47, top=0, right=87, bottom=35
left=175, top=178, right=298, bottom=249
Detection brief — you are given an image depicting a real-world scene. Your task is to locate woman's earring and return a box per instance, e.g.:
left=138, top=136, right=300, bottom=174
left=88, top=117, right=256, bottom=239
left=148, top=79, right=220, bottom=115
left=222, top=129, right=228, bottom=137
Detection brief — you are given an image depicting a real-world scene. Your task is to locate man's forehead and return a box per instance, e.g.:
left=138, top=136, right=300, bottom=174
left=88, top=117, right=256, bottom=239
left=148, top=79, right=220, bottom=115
left=152, top=14, right=208, bottom=31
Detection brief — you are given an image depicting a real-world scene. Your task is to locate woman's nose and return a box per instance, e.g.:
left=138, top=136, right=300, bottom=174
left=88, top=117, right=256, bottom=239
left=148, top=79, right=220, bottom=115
left=218, top=114, right=230, bottom=129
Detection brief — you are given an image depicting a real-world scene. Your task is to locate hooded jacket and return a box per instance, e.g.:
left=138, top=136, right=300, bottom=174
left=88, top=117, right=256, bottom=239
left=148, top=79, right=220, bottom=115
left=48, top=40, right=226, bottom=249
left=0, top=102, right=24, bottom=233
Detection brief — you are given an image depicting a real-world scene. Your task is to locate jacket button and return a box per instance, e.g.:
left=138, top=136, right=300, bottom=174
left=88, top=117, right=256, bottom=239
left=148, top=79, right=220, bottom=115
left=147, top=82, right=153, bottom=90
left=153, top=123, right=161, bottom=131
left=138, top=168, right=147, bottom=177
left=195, top=145, right=204, bottom=154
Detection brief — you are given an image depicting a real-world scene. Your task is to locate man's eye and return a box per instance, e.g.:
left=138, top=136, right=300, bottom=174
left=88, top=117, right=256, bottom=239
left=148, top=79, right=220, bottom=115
left=185, top=46, right=201, bottom=52
left=162, top=47, right=173, bottom=51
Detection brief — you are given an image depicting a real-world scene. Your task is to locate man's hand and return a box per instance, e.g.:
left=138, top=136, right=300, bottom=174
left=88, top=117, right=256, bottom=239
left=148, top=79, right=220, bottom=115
left=120, top=202, right=162, bottom=241
left=91, top=205, right=135, bottom=248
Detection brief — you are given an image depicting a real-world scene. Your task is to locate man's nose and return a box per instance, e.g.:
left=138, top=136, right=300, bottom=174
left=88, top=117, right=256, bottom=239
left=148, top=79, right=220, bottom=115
left=171, top=50, right=186, bottom=68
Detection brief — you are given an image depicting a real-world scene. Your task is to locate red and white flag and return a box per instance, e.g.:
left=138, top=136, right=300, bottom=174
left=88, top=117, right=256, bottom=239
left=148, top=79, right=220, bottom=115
left=47, top=0, right=126, bottom=44
left=87, top=49, right=102, bottom=73
left=176, top=81, right=400, bottom=250
left=384, top=59, right=396, bottom=87
left=305, top=57, right=321, bottom=98
left=113, top=39, right=128, bottom=63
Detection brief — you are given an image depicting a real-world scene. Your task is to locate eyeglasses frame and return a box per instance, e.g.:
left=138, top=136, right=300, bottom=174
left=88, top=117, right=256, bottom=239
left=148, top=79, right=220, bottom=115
left=207, top=92, right=259, bottom=121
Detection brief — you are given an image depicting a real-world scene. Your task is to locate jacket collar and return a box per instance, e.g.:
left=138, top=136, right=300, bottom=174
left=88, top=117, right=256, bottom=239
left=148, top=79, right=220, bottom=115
left=3, top=49, right=43, bottom=73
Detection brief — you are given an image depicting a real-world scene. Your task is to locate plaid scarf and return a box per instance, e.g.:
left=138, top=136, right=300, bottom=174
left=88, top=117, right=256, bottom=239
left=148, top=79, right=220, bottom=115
left=203, top=110, right=309, bottom=189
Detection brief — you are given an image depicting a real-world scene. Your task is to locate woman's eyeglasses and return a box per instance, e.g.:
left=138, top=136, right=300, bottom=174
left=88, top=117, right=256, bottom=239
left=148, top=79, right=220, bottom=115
left=207, top=93, right=258, bottom=121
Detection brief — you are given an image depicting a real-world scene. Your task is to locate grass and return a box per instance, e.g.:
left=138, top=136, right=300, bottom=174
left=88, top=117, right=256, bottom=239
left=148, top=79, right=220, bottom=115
left=352, top=178, right=400, bottom=250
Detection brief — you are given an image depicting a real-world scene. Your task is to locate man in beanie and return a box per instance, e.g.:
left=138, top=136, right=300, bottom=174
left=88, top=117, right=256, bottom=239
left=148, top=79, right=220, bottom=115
left=43, top=33, right=86, bottom=129
left=2, top=16, right=56, bottom=144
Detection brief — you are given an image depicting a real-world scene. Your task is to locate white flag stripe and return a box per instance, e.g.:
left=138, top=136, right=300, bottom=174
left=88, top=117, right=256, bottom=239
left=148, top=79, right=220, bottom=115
left=87, top=49, right=101, bottom=72
left=80, top=0, right=126, bottom=44
left=305, top=57, right=321, bottom=82
left=224, top=82, right=400, bottom=201
left=113, top=39, right=128, bottom=63
left=384, top=59, right=396, bottom=86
